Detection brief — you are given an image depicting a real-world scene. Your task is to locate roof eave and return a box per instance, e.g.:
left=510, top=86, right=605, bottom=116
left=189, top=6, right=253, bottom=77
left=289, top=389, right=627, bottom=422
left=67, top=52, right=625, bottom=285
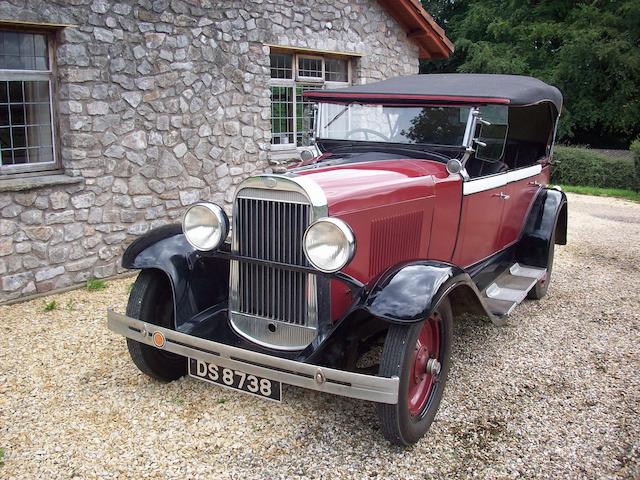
left=378, top=0, right=454, bottom=60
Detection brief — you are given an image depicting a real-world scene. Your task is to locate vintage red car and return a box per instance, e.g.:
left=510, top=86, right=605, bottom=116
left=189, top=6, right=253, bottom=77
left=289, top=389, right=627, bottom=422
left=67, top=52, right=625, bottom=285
left=108, top=74, right=567, bottom=446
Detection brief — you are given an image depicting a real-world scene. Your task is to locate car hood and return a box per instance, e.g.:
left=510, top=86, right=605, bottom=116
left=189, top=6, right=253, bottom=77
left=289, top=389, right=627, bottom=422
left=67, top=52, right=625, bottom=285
left=292, top=159, right=448, bottom=215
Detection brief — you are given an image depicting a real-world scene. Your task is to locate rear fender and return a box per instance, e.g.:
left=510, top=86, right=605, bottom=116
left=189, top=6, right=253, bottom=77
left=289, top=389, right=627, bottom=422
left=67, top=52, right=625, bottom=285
left=362, top=261, right=487, bottom=323
left=122, top=224, right=229, bottom=327
left=517, top=188, right=567, bottom=268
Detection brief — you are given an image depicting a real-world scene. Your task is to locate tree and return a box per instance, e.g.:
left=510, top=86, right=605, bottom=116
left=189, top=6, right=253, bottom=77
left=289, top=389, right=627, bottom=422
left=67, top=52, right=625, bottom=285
left=421, top=0, right=640, bottom=147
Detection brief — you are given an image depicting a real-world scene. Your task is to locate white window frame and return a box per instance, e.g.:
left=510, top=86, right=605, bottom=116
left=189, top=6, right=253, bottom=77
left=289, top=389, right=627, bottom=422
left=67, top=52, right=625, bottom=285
left=269, top=51, right=351, bottom=152
left=0, top=27, right=59, bottom=176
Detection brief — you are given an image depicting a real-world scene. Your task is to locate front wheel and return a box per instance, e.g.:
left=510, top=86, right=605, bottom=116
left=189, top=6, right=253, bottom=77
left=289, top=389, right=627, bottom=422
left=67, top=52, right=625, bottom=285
left=125, top=270, right=186, bottom=382
left=376, top=298, right=453, bottom=446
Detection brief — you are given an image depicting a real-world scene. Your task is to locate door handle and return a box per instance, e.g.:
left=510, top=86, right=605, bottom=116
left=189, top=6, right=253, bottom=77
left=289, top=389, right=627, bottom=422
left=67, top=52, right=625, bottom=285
left=492, top=192, right=510, bottom=200
left=528, top=180, right=542, bottom=187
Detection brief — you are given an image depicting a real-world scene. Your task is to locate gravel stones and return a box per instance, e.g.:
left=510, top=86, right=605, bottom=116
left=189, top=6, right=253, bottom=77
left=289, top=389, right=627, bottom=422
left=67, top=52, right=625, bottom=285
left=0, top=194, right=638, bottom=478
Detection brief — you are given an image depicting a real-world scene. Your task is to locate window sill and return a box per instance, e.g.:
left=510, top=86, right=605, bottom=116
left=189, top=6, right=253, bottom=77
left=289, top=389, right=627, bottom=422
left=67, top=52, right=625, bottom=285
left=0, top=173, right=84, bottom=192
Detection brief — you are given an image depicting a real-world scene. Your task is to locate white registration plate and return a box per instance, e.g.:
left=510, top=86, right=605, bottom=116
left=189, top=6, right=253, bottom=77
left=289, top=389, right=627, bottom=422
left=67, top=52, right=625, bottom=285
left=188, top=358, right=282, bottom=402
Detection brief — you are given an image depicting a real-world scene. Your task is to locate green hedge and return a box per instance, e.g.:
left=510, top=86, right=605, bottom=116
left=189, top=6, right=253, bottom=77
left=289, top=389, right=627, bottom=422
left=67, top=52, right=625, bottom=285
left=551, top=146, right=637, bottom=191
left=631, top=139, right=640, bottom=192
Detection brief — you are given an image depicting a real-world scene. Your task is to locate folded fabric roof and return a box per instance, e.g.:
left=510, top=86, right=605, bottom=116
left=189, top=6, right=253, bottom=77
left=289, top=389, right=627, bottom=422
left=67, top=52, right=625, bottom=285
left=305, top=74, right=563, bottom=112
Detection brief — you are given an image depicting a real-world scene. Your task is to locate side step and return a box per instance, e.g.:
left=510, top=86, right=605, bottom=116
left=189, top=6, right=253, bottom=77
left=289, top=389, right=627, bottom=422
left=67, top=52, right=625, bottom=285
left=481, top=263, right=547, bottom=319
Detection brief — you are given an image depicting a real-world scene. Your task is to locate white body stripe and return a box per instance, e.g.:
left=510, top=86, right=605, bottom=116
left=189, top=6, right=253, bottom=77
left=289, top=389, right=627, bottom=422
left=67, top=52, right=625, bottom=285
left=506, top=164, right=542, bottom=183
left=463, top=173, right=507, bottom=195
left=463, top=164, right=542, bottom=195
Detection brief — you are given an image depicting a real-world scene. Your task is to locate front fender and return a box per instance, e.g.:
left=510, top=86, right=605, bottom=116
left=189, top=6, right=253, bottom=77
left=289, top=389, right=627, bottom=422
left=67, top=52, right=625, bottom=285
left=362, top=261, right=471, bottom=323
left=122, top=224, right=229, bottom=327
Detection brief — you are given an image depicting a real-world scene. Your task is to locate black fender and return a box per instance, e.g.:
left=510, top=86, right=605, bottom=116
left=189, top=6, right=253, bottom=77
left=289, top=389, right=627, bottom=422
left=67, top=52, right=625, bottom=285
left=362, top=261, right=488, bottom=324
left=122, top=224, right=229, bottom=327
left=516, top=187, right=567, bottom=269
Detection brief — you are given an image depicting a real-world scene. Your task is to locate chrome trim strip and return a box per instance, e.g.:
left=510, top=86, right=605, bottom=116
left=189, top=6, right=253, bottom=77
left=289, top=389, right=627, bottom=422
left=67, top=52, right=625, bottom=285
left=463, top=164, right=542, bottom=195
left=506, top=164, right=542, bottom=183
left=108, top=310, right=399, bottom=404
left=463, top=172, right=507, bottom=195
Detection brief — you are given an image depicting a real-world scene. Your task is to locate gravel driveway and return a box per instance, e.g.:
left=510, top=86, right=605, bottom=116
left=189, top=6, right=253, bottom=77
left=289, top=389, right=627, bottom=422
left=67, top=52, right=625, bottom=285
left=1, top=193, right=639, bottom=479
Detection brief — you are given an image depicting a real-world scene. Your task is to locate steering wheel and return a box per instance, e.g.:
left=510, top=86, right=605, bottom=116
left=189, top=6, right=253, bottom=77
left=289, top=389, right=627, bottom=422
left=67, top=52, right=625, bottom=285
left=346, top=129, right=391, bottom=142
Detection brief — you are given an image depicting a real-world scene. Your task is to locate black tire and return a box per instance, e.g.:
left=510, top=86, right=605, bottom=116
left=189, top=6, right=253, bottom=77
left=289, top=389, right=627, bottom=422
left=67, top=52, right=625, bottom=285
left=376, top=297, right=453, bottom=446
left=527, top=229, right=556, bottom=300
left=125, top=270, right=186, bottom=382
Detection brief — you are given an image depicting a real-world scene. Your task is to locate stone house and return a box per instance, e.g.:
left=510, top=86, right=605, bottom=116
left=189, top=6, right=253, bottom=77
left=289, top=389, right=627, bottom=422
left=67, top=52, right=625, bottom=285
left=0, top=0, right=452, bottom=302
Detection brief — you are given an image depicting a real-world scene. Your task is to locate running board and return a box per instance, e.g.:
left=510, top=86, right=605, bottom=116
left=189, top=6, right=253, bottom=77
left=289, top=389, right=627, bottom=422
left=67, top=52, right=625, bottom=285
left=481, top=263, right=547, bottom=319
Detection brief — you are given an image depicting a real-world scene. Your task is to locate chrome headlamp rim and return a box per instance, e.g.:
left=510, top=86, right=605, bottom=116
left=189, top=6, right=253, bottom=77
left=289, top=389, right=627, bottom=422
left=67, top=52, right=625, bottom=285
left=182, top=202, right=229, bottom=252
left=303, top=217, right=356, bottom=273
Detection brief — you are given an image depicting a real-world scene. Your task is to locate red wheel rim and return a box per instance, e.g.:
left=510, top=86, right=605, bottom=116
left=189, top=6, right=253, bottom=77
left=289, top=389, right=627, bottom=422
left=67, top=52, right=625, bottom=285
left=408, top=313, right=441, bottom=417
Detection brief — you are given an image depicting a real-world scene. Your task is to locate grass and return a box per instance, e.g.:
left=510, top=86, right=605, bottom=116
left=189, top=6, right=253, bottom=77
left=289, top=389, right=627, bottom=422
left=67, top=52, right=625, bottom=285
left=0, top=447, right=4, bottom=466
left=44, top=300, right=57, bottom=312
left=85, top=278, right=107, bottom=291
left=66, top=299, right=76, bottom=311
left=560, top=185, right=640, bottom=202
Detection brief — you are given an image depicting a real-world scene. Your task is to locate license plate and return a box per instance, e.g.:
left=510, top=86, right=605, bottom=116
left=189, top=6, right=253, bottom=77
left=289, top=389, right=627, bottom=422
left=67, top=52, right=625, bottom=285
left=188, top=358, right=282, bottom=402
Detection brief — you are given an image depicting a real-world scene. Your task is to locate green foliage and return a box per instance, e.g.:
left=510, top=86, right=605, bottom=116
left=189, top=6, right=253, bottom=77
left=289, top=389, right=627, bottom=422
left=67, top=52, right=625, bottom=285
left=66, top=299, right=76, bottom=311
left=44, top=300, right=57, bottom=312
left=421, top=0, right=640, bottom=147
left=551, top=146, right=636, bottom=190
left=631, top=138, right=640, bottom=191
left=560, top=184, right=640, bottom=202
left=0, top=447, right=4, bottom=466
left=85, top=278, right=107, bottom=291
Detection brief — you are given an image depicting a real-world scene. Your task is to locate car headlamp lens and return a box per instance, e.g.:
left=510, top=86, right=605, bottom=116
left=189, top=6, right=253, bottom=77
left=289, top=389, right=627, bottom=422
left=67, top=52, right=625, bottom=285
left=303, top=218, right=356, bottom=273
left=182, top=203, right=229, bottom=251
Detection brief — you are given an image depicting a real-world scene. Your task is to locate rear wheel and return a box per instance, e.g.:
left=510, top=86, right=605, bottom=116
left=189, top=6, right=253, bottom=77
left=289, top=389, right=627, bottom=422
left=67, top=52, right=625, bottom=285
left=528, top=229, right=556, bottom=300
left=126, top=270, right=186, bottom=382
left=376, top=298, right=453, bottom=446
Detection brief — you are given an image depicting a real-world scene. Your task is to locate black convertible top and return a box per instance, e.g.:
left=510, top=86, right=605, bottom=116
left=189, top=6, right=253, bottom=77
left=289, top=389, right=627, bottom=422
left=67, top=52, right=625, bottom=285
left=305, top=74, right=563, bottom=113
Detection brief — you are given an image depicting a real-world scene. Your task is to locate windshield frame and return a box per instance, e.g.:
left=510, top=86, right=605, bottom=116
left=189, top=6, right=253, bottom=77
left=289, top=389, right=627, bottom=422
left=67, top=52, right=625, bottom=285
left=314, top=102, right=480, bottom=151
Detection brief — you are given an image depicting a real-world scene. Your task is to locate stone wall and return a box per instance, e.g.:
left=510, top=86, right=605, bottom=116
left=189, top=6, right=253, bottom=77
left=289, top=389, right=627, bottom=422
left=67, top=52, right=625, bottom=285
left=0, top=0, right=420, bottom=302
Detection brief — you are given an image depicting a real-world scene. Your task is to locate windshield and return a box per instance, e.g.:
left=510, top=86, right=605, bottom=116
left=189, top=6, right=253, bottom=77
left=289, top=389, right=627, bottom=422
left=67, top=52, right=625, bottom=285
left=317, top=103, right=471, bottom=146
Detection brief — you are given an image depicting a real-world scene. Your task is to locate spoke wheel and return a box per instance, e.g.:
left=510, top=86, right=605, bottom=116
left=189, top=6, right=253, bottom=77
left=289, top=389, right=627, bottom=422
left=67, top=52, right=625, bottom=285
left=376, top=298, right=452, bottom=446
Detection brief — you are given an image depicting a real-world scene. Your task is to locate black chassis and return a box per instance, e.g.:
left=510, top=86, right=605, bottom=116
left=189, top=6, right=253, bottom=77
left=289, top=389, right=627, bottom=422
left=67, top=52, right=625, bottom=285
left=121, top=187, right=567, bottom=370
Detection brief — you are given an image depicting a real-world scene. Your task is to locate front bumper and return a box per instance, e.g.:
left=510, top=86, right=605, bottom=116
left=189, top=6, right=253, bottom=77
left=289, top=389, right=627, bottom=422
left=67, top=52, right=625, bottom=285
left=107, top=310, right=399, bottom=404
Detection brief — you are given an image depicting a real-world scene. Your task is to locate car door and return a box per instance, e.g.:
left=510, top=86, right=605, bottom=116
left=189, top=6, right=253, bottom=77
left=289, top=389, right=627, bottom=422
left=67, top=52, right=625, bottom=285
left=452, top=172, right=508, bottom=267
left=496, top=163, right=545, bottom=250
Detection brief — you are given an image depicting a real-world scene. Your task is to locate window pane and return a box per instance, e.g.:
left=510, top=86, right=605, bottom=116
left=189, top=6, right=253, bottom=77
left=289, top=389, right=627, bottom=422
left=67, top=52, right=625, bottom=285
left=10, top=104, right=25, bottom=125
left=270, top=53, right=292, bottom=79
left=0, top=127, right=10, bottom=148
left=8, top=81, right=23, bottom=103
left=1, top=149, right=13, bottom=165
left=0, top=82, right=6, bottom=103
left=12, top=148, right=27, bottom=164
left=298, top=57, right=322, bottom=78
left=12, top=126, right=26, bottom=147
left=0, top=80, right=54, bottom=167
left=3, top=32, right=19, bottom=55
left=270, top=86, right=294, bottom=145
left=24, top=80, right=49, bottom=103
left=0, top=31, right=48, bottom=71
left=325, top=58, right=348, bottom=82
left=296, top=84, right=320, bottom=147
left=0, top=105, right=8, bottom=126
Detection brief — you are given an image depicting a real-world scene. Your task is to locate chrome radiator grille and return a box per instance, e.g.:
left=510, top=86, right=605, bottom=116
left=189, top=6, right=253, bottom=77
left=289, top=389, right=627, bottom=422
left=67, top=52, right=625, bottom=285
left=229, top=186, right=318, bottom=350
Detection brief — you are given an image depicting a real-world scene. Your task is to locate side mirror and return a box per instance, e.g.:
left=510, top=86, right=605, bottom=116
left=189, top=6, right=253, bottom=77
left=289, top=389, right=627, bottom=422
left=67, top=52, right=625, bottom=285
left=446, top=158, right=463, bottom=175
